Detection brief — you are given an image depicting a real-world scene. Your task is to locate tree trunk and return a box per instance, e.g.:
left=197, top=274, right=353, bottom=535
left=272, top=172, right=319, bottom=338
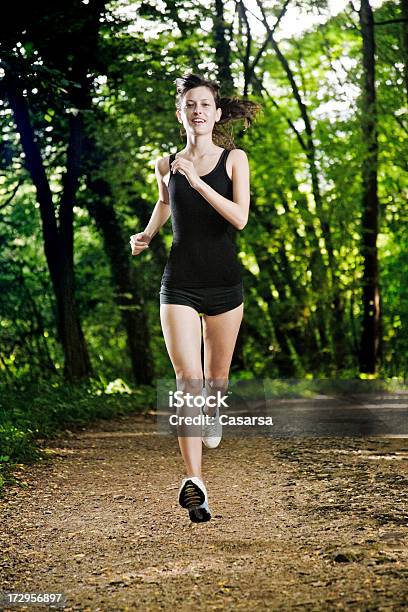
left=4, top=71, right=93, bottom=381
left=358, top=0, right=381, bottom=374
left=401, top=0, right=408, bottom=103
left=213, top=0, right=235, bottom=94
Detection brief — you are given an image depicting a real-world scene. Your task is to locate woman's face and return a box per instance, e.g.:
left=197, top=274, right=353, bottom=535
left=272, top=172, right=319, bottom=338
left=177, top=85, right=222, bottom=135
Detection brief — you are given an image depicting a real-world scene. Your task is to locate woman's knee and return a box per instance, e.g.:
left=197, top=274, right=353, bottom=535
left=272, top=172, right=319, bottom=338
left=175, top=371, right=204, bottom=393
left=204, top=370, right=230, bottom=383
left=204, top=374, right=230, bottom=393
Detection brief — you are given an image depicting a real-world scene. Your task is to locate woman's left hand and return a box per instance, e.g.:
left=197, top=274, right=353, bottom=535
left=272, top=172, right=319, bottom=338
left=170, top=157, right=201, bottom=189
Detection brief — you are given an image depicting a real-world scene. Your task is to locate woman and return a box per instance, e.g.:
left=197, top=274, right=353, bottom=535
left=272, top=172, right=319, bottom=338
left=130, top=73, right=260, bottom=523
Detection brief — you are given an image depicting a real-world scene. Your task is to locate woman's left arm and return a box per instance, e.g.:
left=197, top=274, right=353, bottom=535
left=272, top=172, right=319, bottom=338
left=171, top=149, right=250, bottom=230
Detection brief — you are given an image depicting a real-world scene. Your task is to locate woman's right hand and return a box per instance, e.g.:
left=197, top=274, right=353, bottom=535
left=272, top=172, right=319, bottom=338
left=129, top=231, right=151, bottom=256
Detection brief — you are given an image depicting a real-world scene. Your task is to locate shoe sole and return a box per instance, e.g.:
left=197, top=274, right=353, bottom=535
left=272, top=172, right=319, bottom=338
left=179, top=480, right=211, bottom=523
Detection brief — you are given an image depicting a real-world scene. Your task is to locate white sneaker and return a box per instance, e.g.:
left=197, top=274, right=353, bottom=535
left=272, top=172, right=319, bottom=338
left=201, top=386, right=222, bottom=449
left=178, top=476, right=211, bottom=523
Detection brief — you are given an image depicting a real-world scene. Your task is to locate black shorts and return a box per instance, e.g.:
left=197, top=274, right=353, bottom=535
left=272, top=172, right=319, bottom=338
left=160, top=281, right=244, bottom=316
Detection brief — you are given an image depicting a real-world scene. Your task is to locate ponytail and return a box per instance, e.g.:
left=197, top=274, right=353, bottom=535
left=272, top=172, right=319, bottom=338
left=216, top=96, right=262, bottom=148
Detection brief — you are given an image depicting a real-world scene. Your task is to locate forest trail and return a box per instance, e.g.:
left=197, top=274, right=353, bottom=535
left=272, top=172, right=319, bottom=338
left=1, top=412, right=407, bottom=611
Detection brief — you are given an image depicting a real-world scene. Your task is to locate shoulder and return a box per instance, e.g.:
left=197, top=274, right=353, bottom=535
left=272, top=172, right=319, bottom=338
left=227, top=149, right=249, bottom=175
left=228, top=148, right=249, bottom=165
left=228, top=148, right=248, bottom=160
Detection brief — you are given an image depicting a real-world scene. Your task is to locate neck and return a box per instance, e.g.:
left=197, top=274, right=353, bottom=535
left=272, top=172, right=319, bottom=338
left=184, top=134, right=219, bottom=157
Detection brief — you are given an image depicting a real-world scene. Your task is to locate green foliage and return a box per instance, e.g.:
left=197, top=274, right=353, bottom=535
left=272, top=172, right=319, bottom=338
left=0, top=425, right=40, bottom=463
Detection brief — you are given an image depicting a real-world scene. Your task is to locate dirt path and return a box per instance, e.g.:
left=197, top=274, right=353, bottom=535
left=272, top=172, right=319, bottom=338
left=1, top=413, right=407, bottom=611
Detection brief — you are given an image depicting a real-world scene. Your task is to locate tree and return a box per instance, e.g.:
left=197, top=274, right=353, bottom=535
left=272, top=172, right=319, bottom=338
left=358, top=0, right=381, bottom=373
left=0, top=0, right=106, bottom=380
left=401, top=0, right=408, bottom=103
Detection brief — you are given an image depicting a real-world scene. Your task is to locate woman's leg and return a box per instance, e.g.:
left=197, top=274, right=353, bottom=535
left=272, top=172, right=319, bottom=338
left=160, top=303, right=203, bottom=478
left=202, top=303, right=244, bottom=411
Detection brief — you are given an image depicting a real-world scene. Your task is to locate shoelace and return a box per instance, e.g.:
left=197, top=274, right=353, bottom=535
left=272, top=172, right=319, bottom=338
left=183, top=481, right=204, bottom=507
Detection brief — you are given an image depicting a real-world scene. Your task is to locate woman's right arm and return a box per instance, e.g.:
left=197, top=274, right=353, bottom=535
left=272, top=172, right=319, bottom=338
left=144, top=156, right=171, bottom=240
left=130, top=156, right=171, bottom=255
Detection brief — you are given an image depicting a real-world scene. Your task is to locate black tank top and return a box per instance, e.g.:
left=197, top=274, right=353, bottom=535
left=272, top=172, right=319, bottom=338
left=161, top=148, right=243, bottom=288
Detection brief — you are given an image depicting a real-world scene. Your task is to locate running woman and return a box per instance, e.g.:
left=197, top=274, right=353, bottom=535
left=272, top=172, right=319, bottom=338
left=130, top=73, right=260, bottom=523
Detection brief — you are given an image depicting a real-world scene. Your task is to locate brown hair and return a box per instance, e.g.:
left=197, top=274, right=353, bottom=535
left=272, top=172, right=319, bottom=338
left=175, top=72, right=262, bottom=149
